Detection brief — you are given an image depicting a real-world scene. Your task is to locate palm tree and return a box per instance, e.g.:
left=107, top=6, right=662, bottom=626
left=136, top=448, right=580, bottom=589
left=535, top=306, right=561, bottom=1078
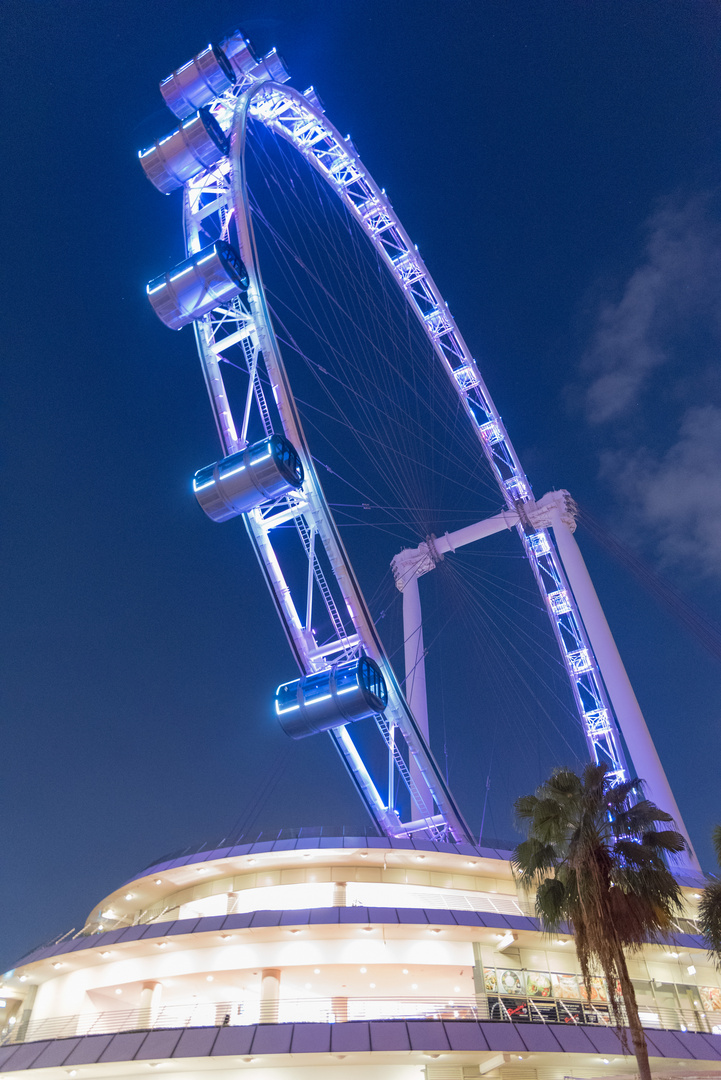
left=699, top=825, right=721, bottom=966
left=512, top=762, right=686, bottom=1080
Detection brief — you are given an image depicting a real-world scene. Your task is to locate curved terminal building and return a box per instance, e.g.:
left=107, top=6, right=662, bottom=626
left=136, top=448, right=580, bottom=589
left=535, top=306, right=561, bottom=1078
left=1, top=829, right=720, bottom=1079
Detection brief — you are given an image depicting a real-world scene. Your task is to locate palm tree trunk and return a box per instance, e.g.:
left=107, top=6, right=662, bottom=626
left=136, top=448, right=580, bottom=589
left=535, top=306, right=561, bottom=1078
left=615, top=949, right=652, bottom=1080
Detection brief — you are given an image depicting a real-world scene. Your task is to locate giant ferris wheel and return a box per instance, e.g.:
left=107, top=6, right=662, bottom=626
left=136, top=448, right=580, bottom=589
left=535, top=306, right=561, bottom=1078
left=137, top=29, right=697, bottom=866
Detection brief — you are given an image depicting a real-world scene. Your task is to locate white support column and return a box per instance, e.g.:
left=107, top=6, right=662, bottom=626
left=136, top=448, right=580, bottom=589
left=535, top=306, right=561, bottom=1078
left=403, top=575, right=429, bottom=819
left=549, top=509, right=699, bottom=870
left=260, top=968, right=281, bottom=1023
left=138, top=981, right=162, bottom=1029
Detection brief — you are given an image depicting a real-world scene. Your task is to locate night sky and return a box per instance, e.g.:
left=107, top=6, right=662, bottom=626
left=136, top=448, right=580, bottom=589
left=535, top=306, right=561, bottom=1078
left=4, top=1, right=721, bottom=969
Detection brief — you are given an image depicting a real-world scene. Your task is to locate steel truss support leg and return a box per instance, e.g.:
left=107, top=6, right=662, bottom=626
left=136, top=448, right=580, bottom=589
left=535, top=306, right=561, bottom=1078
left=549, top=509, right=699, bottom=871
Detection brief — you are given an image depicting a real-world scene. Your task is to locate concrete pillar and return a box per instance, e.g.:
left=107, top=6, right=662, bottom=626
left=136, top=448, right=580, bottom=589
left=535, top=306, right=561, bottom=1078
left=550, top=510, right=699, bottom=870
left=403, top=575, right=431, bottom=820
left=138, top=981, right=162, bottom=1029
left=259, top=968, right=280, bottom=1023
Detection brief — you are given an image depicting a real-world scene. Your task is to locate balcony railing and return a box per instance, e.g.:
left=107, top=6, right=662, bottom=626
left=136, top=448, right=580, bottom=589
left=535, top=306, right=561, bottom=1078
left=4, top=995, right=720, bottom=1047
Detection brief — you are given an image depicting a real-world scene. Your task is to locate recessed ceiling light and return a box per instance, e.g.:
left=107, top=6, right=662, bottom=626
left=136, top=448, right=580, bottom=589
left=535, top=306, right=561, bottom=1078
left=156, top=942, right=167, bottom=948
left=52, top=963, right=63, bottom=969
left=402, top=968, right=409, bottom=975
left=206, top=976, right=214, bottom=982
left=124, top=894, right=134, bottom=901
left=19, top=976, right=27, bottom=982
left=412, top=983, right=418, bottom=989
left=305, top=982, right=312, bottom=989
left=100, top=951, right=110, bottom=957
left=154, top=879, right=162, bottom=886
left=314, top=968, right=320, bottom=974
left=454, top=986, right=460, bottom=992
left=370, top=982, right=376, bottom=988
left=115, top=988, right=122, bottom=995
left=359, top=967, right=367, bottom=974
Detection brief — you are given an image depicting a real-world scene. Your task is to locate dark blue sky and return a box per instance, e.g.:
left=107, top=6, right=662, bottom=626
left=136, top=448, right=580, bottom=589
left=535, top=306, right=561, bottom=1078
left=3, top=0, right=721, bottom=968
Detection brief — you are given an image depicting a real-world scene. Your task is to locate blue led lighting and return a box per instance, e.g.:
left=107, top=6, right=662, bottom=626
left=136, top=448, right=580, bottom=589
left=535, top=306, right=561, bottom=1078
left=170, top=266, right=196, bottom=282
left=221, top=464, right=246, bottom=479
left=193, top=478, right=215, bottom=492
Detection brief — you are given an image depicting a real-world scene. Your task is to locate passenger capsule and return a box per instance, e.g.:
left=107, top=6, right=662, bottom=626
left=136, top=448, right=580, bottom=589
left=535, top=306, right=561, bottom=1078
left=219, top=29, right=259, bottom=79
left=138, top=108, right=228, bottom=194
left=249, top=48, right=291, bottom=85
left=160, top=44, right=235, bottom=120
left=275, top=657, right=388, bottom=739
left=193, top=434, right=304, bottom=522
left=146, top=242, right=248, bottom=330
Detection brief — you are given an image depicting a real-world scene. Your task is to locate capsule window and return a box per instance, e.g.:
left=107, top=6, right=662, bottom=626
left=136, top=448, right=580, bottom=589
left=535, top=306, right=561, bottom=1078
left=360, top=657, right=387, bottom=707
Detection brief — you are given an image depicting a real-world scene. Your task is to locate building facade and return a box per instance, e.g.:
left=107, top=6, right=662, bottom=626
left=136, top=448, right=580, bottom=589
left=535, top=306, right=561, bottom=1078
left=1, top=830, right=720, bottom=1079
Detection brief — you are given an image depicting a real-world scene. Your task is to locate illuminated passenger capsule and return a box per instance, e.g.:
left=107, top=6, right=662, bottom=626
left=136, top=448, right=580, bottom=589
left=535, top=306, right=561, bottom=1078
left=138, top=109, right=228, bottom=194
left=248, top=48, right=291, bottom=84
left=146, top=242, right=248, bottom=330
left=160, top=44, right=235, bottom=120
left=219, top=29, right=260, bottom=79
left=275, top=657, right=388, bottom=739
left=193, top=434, right=304, bottom=522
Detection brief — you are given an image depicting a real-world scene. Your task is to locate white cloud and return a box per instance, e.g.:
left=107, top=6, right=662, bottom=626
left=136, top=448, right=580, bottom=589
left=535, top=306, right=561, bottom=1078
left=579, top=193, right=721, bottom=579
left=582, top=195, right=721, bottom=424
left=600, top=405, right=721, bottom=577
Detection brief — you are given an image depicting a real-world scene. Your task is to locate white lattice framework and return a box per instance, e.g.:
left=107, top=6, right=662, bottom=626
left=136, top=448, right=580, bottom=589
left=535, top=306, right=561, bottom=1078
left=179, top=76, right=629, bottom=842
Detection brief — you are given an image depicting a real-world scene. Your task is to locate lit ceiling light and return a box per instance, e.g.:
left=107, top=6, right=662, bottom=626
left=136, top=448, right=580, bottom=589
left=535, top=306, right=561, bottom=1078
left=359, top=967, right=367, bottom=973
left=555, top=940, right=567, bottom=946
left=416, top=856, right=425, bottom=861
left=248, top=859, right=255, bottom=865
left=52, top=963, right=63, bottom=969
left=370, top=982, right=376, bottom=988
left=313, top=968, right=320, bottom=975
left=602, top=1059, right=610, bottom=1064
left=154, top=879, right=162, bottom=886
left=19, top=976, right=27, bottom=982
left=124, top=894, right=134, bottom=901
left=220, top=933, right=232, bottom=940
left=360, top=852, right=368, bottom=858
left=115, top=988, right=122, bottom=995
left=693, top=893, right=701, bottom=899
left=305, top=982, right=312, bottom=989
left=362, top=927, right=373, bottom=933
left=402, top=969, right=409, bottom=975
left=101, top=910, right=115, bottom=920
left=429, top=928, right=441, bottom=934
left=688, top=965, right=697, bottom=975
left=100, top=951, right=111, bottom=958
left=411, top=983, right=418, bottom=989
left=454, top=986, right=460, bottom=992
left=156, top=942, right=167, bottom=948
left=667, top=952, right=680, bottom=958
left=206, top=976, right=214, bottom=983
left=196, top=867, right=207, bottom=874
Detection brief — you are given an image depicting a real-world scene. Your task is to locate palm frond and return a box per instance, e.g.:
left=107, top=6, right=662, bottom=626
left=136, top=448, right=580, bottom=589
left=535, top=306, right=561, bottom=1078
left=699, top=878, right=721, bottom=968
left=711, top=825, right=721, bottom=869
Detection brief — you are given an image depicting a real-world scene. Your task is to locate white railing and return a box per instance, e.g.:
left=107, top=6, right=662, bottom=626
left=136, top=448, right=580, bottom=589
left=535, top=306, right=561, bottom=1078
left=5, top=996, right=720, bottom=1047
